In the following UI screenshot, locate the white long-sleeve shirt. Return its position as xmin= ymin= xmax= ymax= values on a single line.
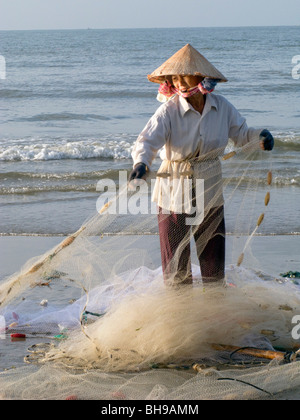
xmin=132 ymin=93 xmax=261 ymax=213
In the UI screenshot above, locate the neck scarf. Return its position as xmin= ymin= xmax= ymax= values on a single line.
xmin=157 ymin=78 xmax=220 ymax=103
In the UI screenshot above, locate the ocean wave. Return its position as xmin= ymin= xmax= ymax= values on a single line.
xmin=225 ymin=175 xmax=300 ymax=187
xmin=0 ymin=184 xmax=98 ymax=195
xmin=13 ymin=112 xmax=111 ymax=122
xmin=0 ymin=170 xmax=110 ymax=180
xmin=68 ymin=90 xmax=155 ymax=99
xmin=0 ymin=89 xmax=34 ymax=99
xmin=1 ymin=169 xmax=298 ymax=185
xmin=275 ymin=134 xmax=300 ymax=151
xmin=0 ymin=130 xmax=299 ymax=162
xmin=0 ymin=88 xmax=155 ymax=100
xmin=0 ymin=140 xmax=133 ymax=161
xmin=0 ymin=168 xmax=124 ymax=183
xmin=1 ymin=174 xmax=298 ymax=196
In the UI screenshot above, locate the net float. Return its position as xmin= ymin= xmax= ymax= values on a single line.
xmin=237 ymin=253 xmax=244 ymax=267
xmin=222 ymin=151 xmax=236 ymax=161
xmin=61 ymin=236 xmax=75 ymax=248
xmin=257 ymin=213 xmax=265 ymax=227
xmin=99 ymin=201 xmax=112 ymax=214
xmin=28 ymin=262 xmax=43 ymax=274
xmin=265 ymin=192 xmax=270 ymax=206
xmin=267 ymin=171 xmax=272 ymax=185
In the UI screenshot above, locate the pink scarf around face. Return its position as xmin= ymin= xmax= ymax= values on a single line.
xmin=158 ymin=78 xmax=219 ymax=101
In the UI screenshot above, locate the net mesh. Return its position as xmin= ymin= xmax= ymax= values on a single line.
xmin=1 ymin=360 xmax=300 ymax=400
xmin=1 ymin=140 xmax=300 ymax=400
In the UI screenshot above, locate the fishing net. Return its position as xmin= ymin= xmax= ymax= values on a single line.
xmin=1 ymin=137 xmax=300 ymax=401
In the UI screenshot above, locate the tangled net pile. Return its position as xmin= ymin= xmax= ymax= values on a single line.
xmin=1 ymin=140 xmax=300 ymax=400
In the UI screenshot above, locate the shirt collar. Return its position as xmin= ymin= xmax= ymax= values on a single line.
xmin=178 ymin=94 xmax=218 ymax=117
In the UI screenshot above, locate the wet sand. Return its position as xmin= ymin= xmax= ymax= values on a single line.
xmin=0 ymin=234 xmax=299 ymax=281
xmin=0 ymin=234 xmax=300 ymax=399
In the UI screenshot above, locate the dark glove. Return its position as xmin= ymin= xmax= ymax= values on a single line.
xmin=129 ymin=162 xmax=148 ymax=181
xmin=260 ymin=129 xmax=274 ymax=151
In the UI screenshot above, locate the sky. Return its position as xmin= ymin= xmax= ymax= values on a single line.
xmin=0 ymin=0 xmax=299 ymax=30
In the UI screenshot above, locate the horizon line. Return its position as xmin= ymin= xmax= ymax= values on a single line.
xmin=0 ymin=24 xmax=299 ymax=32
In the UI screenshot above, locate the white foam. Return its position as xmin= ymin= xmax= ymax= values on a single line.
xmin=0 ymin=139 xmax=134 ymax=161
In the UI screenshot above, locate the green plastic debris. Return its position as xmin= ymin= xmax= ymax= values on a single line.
xmin=280 ymin=271 xmax=300 ymax=279
xmin=54 ymin=326 xmax=68 ymax=340
xmin=54 ymin=333 xmax=68 ymax=340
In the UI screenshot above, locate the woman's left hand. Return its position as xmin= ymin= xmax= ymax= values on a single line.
xmin=260 ymin=129 xmax=274 ymax=151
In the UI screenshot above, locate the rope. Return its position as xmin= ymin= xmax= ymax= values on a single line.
xmin=217 ymin=377 xmax=274 ymax=397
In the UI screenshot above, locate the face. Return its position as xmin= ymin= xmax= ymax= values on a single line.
xmin=171 ymin=75 xmax=203 ymax=94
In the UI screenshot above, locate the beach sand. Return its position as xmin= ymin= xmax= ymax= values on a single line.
xmin=0 ymin=234 xmax=300 ymax=399
xmin=1 ymin=234 xmax=299 ymax=281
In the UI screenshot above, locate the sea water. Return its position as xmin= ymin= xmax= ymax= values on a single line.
xmin=0 ymin=26 xmax=299 ymax=236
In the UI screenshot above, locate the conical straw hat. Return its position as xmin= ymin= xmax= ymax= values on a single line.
xmin=148 ymin=44 xmax=228 ymax=84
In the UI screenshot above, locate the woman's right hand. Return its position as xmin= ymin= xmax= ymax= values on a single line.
xmin=129 ymin=162 xmax=148 ymax=181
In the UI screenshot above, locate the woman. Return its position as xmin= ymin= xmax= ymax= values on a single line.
xmin=130 ymin=44 xmax=274 ymax=287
